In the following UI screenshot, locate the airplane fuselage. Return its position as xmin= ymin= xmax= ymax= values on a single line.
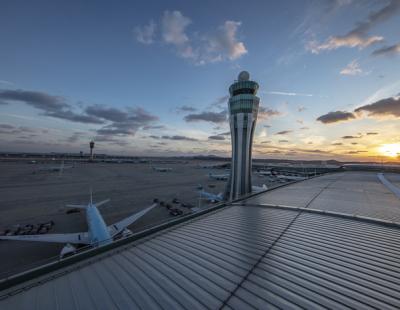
xmin=86 ymin=205 xmax=112 ymax=246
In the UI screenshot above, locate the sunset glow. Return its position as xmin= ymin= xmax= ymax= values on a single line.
xmin=379 ymin=144 xmax=400 ymax=158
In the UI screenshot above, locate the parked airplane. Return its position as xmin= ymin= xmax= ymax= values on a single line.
xmin=35 ymin=160 xmax=73 ymax=174
xmin=152 ymin=165 xmax=172 ymax=172
xmin=252 ymin=184 xmax=268 ymax=192
xmin=208 ymin=172 xmax=229 ymax=181
xmin=257 ymin=170 xmax=272 ymax=176
xmin=276 ymin=174 xmax=306 ymax=181
xmin=0 ymin=192 xmax=157 ymax=258
xmin=198 ymin=189 xmax=224 ymax=202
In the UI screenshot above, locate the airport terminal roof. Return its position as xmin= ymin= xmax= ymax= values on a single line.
xmin=1 ymin=172 xmax=400 ymax=309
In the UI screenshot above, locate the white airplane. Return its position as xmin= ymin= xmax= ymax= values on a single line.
xmin=257 ymin=170 xmax=272 ymax=176
xmin=0 ymin=192 xmax=157 ymax=258
xmin=35 ymin=160 xmax=73 ymax=173
xmin=198 ymin=189 xmax=224 ymax=202
xmin=208 ymin=172 xmax=229 ymax=181
xmin=151 ymin=165 xmax=172 ymax=172
xmin=276 ymin=174 xmax=306 ymax=181
xmin=252 ymin=184 xmax=268 ymax=192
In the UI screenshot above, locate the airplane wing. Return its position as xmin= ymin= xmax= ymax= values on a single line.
xmin=108 ymin=203 xmax=157 ymax=236
xmin=0 ymin=232 xmax=90 ymax=244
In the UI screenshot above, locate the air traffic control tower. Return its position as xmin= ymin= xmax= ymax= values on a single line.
xmin=225 ymin=71 xmax=260 ymax=201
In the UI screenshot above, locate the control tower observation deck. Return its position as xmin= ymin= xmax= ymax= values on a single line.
xmin=225 ymin=71 xmax=260 ymax=201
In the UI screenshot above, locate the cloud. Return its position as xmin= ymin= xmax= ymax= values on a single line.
xmin=258 ymin=107 xmax=282 ymax=120
xmin=342 ymin=135 xmax=360 ymax=139
xmin=340 ymin=60 xmax=363 ymax=76
xmin=177 ymin=105 xmax=197 ymax=113
xmin=300 ymin=126 xmax=309 ymax=130
xmin=308 ymin=0 xmax=400 ymax=53
xmin=142 ymin=125 xmax=166 ymax=130
xmin=134 ymin=20 xmax=156 ymax=44
xmin=372 ymin=43 xmax=400 ymax=56
xmin=0 ymin=123 xmax=33 ymax=135
xmin=141 ymin=10 xmax=247 ymax=65
xmin=208 ymin=135 xmax=225 ymax=140
xmin=332 ymin=142 xmax=343 ymax=145
xmin=298 ymin=106 xmax=306 ymax=112
xmin=265 ymin=91 xmax=313 ymax=97
xmin=366 ymin=132 xmax=378 ymax=135
xmin=261 ymin=140 xmax=271 ymax=144
xmin=317 ymin=111 xmax=356 ymax=124
xmin=354 ymin=96 xmax=400 ymax=118
xmin=0 ymin=89 xmax=104 ymax=124
xmin=161 ymin=10 xmax=196 ymax=60
xmin=162 ymin=135 xmax=198 ymax=141
xmin=66 ymin=132 xmax=83 ymax=143
xmin=279 ymin=140 xmax=289 ymax=143
xmin=0 ymin=80 xmax=14 ymax=86
xmin=162 ymin=11 xmax=191 ymax=46
xmin=263 ymin=125 xmax=271 ymax=128
xmin=184 ymin=110 xmax=227 ymax=123
xmin=275 ymin=130 xmax=292 ymax=135
xmin=204 ymin=21 xmax=247 ymax=62
xmin=93 ymin=107 xmax=158 ymax=136
xmin=218 ymin=131 xmax=230 ymax=136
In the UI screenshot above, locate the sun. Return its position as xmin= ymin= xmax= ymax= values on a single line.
xmin=378 ymin=143 xmax=400 ymax=158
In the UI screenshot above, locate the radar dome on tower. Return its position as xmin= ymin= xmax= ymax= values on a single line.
xmin=238 ymin=71 xmax=250 ymax=81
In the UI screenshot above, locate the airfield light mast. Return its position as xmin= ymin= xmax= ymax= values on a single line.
xmin=225 ymin=71 xmax=260 ymax=201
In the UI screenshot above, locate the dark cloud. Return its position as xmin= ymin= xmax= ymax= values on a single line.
xmin=300 ymin=127 xmax=309 ymax=130
xmin=342 ymin=135 xmax=360 ymax=139
xmin=218 ymin=131 xmax=230 ymax=136
xmin=354 ymin=96 xmax=400 ymax=118
xmin=0 ymin=89 xmax=67 ymax=111
xmin=347 ymin=150 xmax=367 ymax=154
xmin=0 ymin=89 xmax=104 ymax=124
xmin=332 ymin=142 xmax=343 ymax=146
xmin=0 ymin=123 xmax=33 ymax=135
xmin=366 ymin=132 xmax=379 ymax=135
xmin=208 ymin=135 xmax=225 ymax=140
xmin=317 ymin=111 xmax=356 ymax=124
xmin=279 ymin=140 xmax=289 ymax=143
xmin=311 ymin=0 xmax=400 ymax=52
xmin=93 ymin=135 xmax=129 ymax=146
xmin=351 ymin=142 xmax=358 ymax=145
xmin=184 ymin=110 xmax=227 ymax=123
xmin=372 ymin=43 xmax=400 ymax=56
xmin=263 ymin=125 xmax=271 ymax=128
xmin=47 ymin=110 xmax=104 ymax=124
xmin=66 ymin=132 xmax=82 ymax=143
xmin=176 ymin=105 xmax=197 ymax=113
xmin=85 ymin=105 xmax=129 ymax=122
xmin=161 ymin=135 xmax=198 ymax=141
xmin=149 ymin=135 xmax=160 ymax=139
xmin=93 ymin=107 xmax=159 ymax=137
xmin=142 ymin=125 xmax=166 ymax=130
xmin=261 ymin=140 xmax=271 ymax=144
xmin=258 ymin=107 xmax=281 ymax=120
xmin=275 ymin=130 xmax=292 ymax=135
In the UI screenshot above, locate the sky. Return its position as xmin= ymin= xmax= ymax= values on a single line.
xmin=1 ymin=0 xmax=400 ymax=161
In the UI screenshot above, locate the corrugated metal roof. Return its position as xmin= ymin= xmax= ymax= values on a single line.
xmin=246 ymin=172 xmax=400 ymax=222
xmin=1 ymin=172 xmax=400 ymax=309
